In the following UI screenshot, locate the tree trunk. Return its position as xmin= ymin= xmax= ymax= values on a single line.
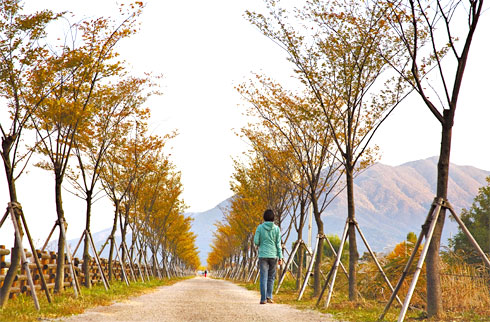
xmin=54 ymin=172 xmax=66 ymax=293
xmin=241 ymin=246 xmax=248 ymax=280
xmin=83 ymin=192 xmax=93 ymax=288
xmin=312 ymin=197 xmax=324 ymax=296
xmin=120 ymin=203 xmax=130 ymax=262
xmin=296 ymin=244 xmax=304 ymax=291
xmin=0 ymin=138 xmax=22 ymax=307
xmin=248 ymin=243 xmax=255 ymax=278
xmin=427 ymin=110 xmax=453 ymax=317
xmin=162 ymin=250 xmax=170 ymax=278
xmin=346 ymin=166 xmax=359 ymax=301
xmin=151 ymin=247 xmax=159 ymax=277
xmin=296 ymin=200 xmax=306 ymax=290
xmin=107 ymin=200 xmax=120 ymax=281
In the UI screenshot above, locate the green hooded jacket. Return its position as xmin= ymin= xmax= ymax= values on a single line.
xmin=253 ymin=221 xmax=283 ymax=259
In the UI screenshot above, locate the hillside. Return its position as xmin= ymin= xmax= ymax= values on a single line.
xmin=188 ymin=199 xmax=231 ymax=265
xmin=321 ymin=156 xmax=489 ymax=252
xmin=189 ymin=157 xmax=489 ymax=264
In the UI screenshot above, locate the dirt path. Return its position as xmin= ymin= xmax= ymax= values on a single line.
xmin=56 ymin=277 xmax=337 ymax=321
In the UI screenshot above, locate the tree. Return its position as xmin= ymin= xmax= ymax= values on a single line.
xmin=131 ymin=146 xmax=187 ymax=274
xmin=231 ymin=151 xmax=294 ymax=231
xmin=140 ymin=162 xmax=188 ymax=275
xmin=0 ymin=0 xmax=60 ymax=307
xmin=382 ymin=0 xmax=485 ymax=316
xmin=67 ymin=76 xmax=153 ymax=287
xmin=32 ymin=6 xmax=142 ymax=292
xmin=231 ymin=152 xmax=294 ymax=273
xmin=450 ymin=176 xmax=490 ymax=263
xmin=208 ymin=222 xmax=242 ymax=272
xmin=238 ymin=76 xmax=343 ymax=295
xmin=246 ymin=0 xmax=405 ymax=300
xmin=207 ymin=148 xmax=297 ymax=279
xmin=99 ymin=133 xmax=135 ymax=271
xmin=100 ymin=120 xmax=173 ymax=278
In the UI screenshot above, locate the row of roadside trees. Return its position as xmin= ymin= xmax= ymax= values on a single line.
xmin=208 ymin=0 xmax=485 ymax=319
xmin=0 ymin=0 xmax=199 ymax=308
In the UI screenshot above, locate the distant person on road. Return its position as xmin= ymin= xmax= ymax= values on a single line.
xmin=204 ymin=270 xmax=207 ymax=278
xmin=254 ymin=209 xmax=283 ymax=304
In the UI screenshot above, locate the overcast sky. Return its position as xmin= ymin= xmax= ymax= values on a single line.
xmin=0 ymin=1 xmax=489 ymax=246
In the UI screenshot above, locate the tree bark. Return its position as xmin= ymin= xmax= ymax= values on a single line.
xmin=0 ymin=137 xmax=22 ymax=307
xmin=83 ymin=192 xmax=93 ymax=288
xmin=108 ymin=200 xmax=120 ymax=281
xmin=296 ymin=244 xmax=304 ymax=291
xmin=296 ymin=200 xmax=306 ymax=290
xmin=312 ymin=197 xmax=324 ymax=296
xmin=54 ymin=172 xmax=66 ymax=293
xmin=426 ymin=110 xmax=453 ymax=317
xmin=346 ymin=165 xmax=359 ymax=301
xmin=121 ymin=203 xmax=130 ymax=262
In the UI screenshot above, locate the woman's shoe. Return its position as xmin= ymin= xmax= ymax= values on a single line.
xmin=260 ymin=301 xmax=266 ymax=304
xmin=266 ymin=298 xmax=273 ymax=303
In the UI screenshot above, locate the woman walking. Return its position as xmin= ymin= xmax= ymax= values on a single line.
xmin=254 ymin=209 xmax=283 ymax=304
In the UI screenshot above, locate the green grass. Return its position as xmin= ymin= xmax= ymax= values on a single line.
xmin=0 ymin=277 xmax=187 ymax=322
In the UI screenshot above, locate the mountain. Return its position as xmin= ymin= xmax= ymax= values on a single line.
xmin=188 ymin=199 xmax=231 ymax=265
xmin=321 ymin=156 xmax=489 ymax=252
xmin=189 ymin=157 xmax=489 ymax=264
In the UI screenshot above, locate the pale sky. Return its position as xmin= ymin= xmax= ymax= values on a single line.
xmin=0 ymin=1 xmax=489 ymax=246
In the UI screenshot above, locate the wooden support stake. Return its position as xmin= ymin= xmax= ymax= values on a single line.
xmin=324 ymin=236 xmax=349 ymax=280
xmin=9 ymin=203 xmax=40 ymax=310
xmin=133 ymin=232 xmax=150 ymax=281
xmin=128 ymin=222 xmax=150 ymax=281
xmin=141 ymin=246 xmax=151 ymax=281
xmin=113 ymin=240 xmax=129 ymax=286
xmin=382 ymin=198 xmax=490 ymax=322
xmin=321 ymin=233 xmax=364 ymax=301
xmin=17 ymin=204 xmax=52 ymax=303
xmin=71 ymin=232 xmax=85 ymax=259
xmin=324 ymin=221 xmax=349 ymax=308
xmin=132 ymin=244 xmax=145 ymax=282
xmin=58 ymin=217 xmax=80 ymax=297
xmin=86 ymin=230 xmax=110 ymax=290
xmin=152 ymin=253 xmax=162 ymax=279
xmin=446 ymin=201 xmax=490 ymax=268
xmin=122 ymin=241 xmax=137 ymax=282
xmin=354 ymin=221 xmax=402 ymax=307
xmin=41 ymin=223 xmax=57 ymax=253
xmin=275 ymin=239 xmax=301 ymax=294
xmin=247 ymin=256 xmax=258 ymax=282
xmin=397 ymin=200 xmax=443 ymax=322
xmin=378 ymin=211 xmax=427 ymax=321
xmin=0 ymin=209 xmax=9 ymax=229
xmin=97 ymin=235 xmax=110 ymax=258
xmin=161 ymin=257 xmax=171 ymax=279
xmin=298 ymin=234 xmax=320 ymax=300
xmin=316 ymin=257 xmax=337 ymax=307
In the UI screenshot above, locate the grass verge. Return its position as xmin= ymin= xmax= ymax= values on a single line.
xmin=0 ymin=277 xmax=188 ymax=322
xmin=237 ymin=278 xmax=488 ymax=322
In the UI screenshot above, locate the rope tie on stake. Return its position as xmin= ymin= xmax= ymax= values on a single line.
xmin=347 ymin=218 xmax=357 ymax=225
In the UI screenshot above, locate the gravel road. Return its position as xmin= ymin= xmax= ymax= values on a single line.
xmin=56 ymin=276 xmax=337 ymax=322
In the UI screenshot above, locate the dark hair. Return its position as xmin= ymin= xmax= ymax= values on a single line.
xmin=263 ymin=209 xmax=274 ymax=222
